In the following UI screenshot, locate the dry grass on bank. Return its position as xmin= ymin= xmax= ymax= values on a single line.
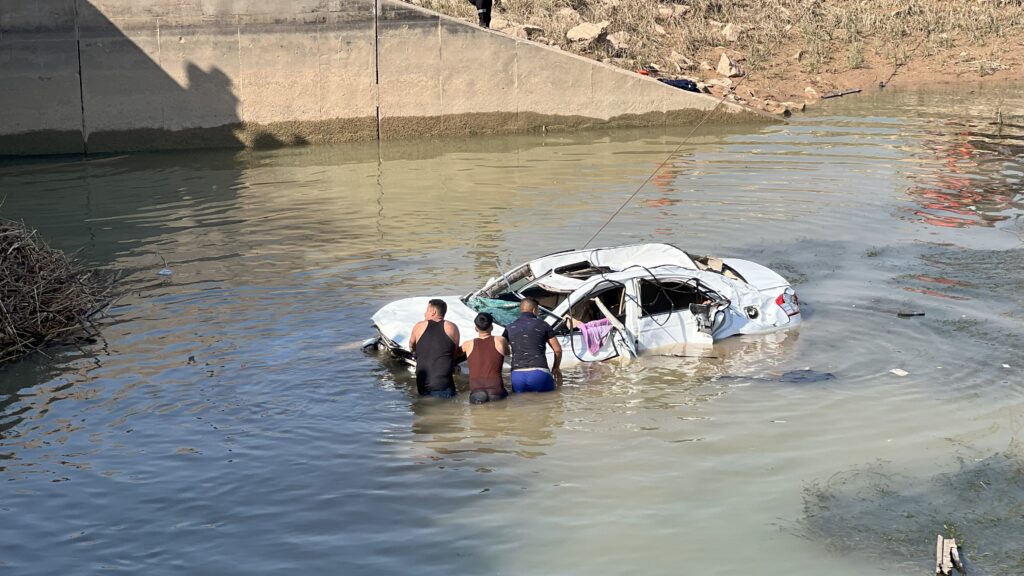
xmin=0 ymin=219 xmax=116 ymax=364
xmin=411 ymin=0 xmax=1024 ymax=111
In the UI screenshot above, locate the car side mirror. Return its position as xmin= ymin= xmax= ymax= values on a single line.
xmin=689 ymin=303 xmax=713 ymax=332
xmin=689 ymin=303 xmax=711 ymax=317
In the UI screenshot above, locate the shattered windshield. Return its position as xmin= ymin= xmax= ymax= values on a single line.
xmin=466 ymin=265 xmax=534 ymax=326
xmin=467 ymin=264 xmax=575 ymax=326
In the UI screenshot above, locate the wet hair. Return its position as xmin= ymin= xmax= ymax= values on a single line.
xmin=474 ymin=312 xmax=494 ymax=332
xmin=428 ymin=298 xmax=447 ymax=318
xmin=519 ymin=297 xmax=539 ymax=313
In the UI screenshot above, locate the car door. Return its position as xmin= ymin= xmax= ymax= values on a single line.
xmin=551 ymin=281 xmax=632 ymax=363
xmin=628 ymin=277 xmax=714 ymax=355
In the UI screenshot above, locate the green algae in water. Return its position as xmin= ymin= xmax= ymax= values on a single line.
xmin=799 ymin=447 xmax=1024 ymax=575
xmin=765 ymin=261 xmax=808 ymax=286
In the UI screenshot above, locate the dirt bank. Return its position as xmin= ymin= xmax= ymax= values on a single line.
xmin=409 ymin=0 xmax=1024 ymax=115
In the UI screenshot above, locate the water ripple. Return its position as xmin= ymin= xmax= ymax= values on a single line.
xmin=1 ymin=85 xmax=1023 ymax=576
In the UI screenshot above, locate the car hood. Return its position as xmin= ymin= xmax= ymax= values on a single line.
xmin=371 ymin=295 xmax=491 ymax=350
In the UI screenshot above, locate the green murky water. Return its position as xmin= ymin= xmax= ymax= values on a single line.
xmin=1 ymin=83 xmax=1022 ymax=575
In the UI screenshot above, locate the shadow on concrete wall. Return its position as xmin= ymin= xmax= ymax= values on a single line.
xmin=76 ymin=1 xmax=298 ymax=153
xmin=0 ymin=0 xmax=304 ymax=155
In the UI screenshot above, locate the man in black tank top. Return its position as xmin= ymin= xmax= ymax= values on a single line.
xmin=408 ymin=299 xmax=462 ymax=398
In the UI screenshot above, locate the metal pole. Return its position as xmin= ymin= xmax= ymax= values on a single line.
xmin=373 ymin=0 xmax=381 ymax=141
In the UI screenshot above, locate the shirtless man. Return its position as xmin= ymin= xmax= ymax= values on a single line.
xmin=408 ymin=299 xmax=461 ymax=398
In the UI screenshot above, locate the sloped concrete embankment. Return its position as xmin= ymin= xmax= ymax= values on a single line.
xmin=0 ymin=0 xmax=771 ymax=156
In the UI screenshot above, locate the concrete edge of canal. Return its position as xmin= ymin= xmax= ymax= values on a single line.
xmin=0 ymin=0 xmax=776 ymax=157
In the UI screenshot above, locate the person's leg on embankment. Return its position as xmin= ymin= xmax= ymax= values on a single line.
xmin=476 ymin=0 xmax=492 ymax=28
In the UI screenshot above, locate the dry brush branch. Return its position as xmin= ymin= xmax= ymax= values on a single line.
xmin=0 ymin=219 xmax=117 ymax=364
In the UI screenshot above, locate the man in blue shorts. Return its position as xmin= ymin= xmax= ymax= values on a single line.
xmin=502 ymin=297 xmax=562 ymax=393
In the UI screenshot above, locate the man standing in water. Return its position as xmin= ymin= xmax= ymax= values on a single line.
xmin=409 ymin=299 xmax=461 ymax=398
xmin=503 ymin=297 xmax=562 ymax=393
xmin=462 ymin=312 xmax=509 ymax=404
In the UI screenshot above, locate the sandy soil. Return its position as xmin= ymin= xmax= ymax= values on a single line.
xmin=410 ymin=0 xmax=1024 ymax=117
xmin=727 ymin=39 xmax=1022 ymax=113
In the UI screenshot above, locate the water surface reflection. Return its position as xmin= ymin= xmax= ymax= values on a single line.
xmin=0 ymin=84 xmax=1023 ymax=576
xmin=907 ymin=123 xmax=1024 ymax=229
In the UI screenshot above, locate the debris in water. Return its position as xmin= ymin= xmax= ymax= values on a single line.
xmin=156 ymin=254 xmax=173 ymax=276
xmin=779 ymin=369 xmax=836 ymax=383
xmin=821 ymin=88 xmax=862 ymax=99
xmin=1003 ymin=364 xmax=1011 ymax=369
xmin=897 ymin=310 xmax=925 ymax=318
xmin=935 ymin=535 xmax=965 ymax=575
xmin=717 ymin=370 xmax=836 ymax=385
xmin=0 ymin=218 xmax=117 ymax=363
xmin=890 ymin=368 xmax=909 ymax=377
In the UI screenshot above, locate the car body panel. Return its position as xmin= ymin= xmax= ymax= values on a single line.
xmin=721 ymin=258 xmax=791 ymax=291
xmin=369 ymin=244 xmax=801 ymax=368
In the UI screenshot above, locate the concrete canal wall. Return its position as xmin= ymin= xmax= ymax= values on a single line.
xmin=0 ymin=0 xmax=769 ymax=156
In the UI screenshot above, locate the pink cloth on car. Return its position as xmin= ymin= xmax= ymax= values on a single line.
xmin=579 ymin=318 xmax=613 ymax=355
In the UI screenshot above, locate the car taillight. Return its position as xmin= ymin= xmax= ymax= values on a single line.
xmin=776 ymin=289 xmax=800 ymax=316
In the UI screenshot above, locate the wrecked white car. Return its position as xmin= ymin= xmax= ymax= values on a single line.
xmin=366 ymin=243 xmax=801 ymax=367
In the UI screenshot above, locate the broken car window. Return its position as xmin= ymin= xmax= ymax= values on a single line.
xmin=638 ymin=279 xmax=704 ymax=317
